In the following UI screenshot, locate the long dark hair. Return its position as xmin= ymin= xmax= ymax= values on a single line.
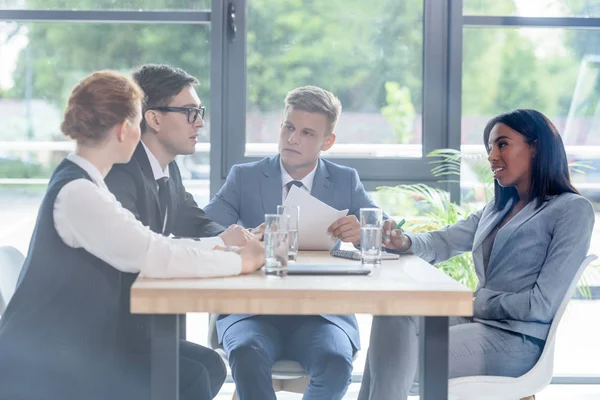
xmin=483 ymin=109 xmax=579 ymax=211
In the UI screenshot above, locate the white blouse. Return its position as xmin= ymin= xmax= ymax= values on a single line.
xmin=52 ymin=153 xmax=242 ymax=278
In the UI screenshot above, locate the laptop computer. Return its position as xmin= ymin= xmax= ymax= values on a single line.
xmin=287 ymin=264 xmax=371 ymax=276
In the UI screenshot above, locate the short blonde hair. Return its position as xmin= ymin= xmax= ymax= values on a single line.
xmin=284 ymin=86 xmax=342 ymax=134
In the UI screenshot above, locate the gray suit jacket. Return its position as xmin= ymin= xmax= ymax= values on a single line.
xmin=204 ymin=155 xmax=383 ymax=349
xmin=405 ymin=192 xmax=594 ymax=340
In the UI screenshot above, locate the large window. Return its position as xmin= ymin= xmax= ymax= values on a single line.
xmin=0 ymin=13 xmax=214 ymax=253
xmin=0 ymin=0 xmax=210 ymax=10
xmin=464 ymin=0 xmax=600 ymax=17
xmin=245 ymin=0 xmax=424 ymax=160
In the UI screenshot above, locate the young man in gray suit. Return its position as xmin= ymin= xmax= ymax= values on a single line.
xmin=204 ymin=86 xmax=383 ymax=400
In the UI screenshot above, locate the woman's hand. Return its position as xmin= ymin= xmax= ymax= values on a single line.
xmin=239 ymin=239 xmax=265 ymax=274
xmin=382 ymin=218 xmax=412 ymax=252
xmin=219 ymin=224 xmax=255 ymax=247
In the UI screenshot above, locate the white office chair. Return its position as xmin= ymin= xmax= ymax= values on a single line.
xmin=0 ymin=246 xmax=25 ymax=315
xmin=447 ymin=254 xmax=598 ymax=400
xmin=208 ymin=314 xmax=309 ymax=400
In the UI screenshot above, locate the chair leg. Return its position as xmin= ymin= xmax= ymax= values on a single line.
xmin=520 ymin=396 xmax=535 ymax=400
xmin=272 ymin=378 xmax=283 ymax=392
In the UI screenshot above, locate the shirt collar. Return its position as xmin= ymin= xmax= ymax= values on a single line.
xmin=280 ymin=158 xmax=318 ymax=193
xmin=141 ymin=140 xmax=170 ymax=181
xmin=66 ymin=153 xmax=108 ymax=191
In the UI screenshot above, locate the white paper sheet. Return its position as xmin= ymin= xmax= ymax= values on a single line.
xmin=283 ymin=185 xmax=349 ymax=250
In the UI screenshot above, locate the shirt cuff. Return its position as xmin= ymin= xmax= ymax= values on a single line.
xmin=213 ymin=250 xmax=243 ymax=276
xmin=199 ymin=236 xmax=224 ymax=248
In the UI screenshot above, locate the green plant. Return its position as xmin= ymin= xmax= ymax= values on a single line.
xmin=378 ymin=182 xmax=480 ymax=290
xmin=380 ymin=82 xmax=416 ymax=144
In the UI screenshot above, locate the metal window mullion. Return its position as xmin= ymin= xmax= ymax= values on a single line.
xmin=211 ymin=0 xmax=247 ymax=197
xmin=463 ymin=15 xmax=600 ymax=29
xmin=447 ymin=0 xmax=463 ymax=203
xmin=0 ymin=9 xmax=211 ymax=23
xmin=422 ymin=0 xmax=449 ymax=156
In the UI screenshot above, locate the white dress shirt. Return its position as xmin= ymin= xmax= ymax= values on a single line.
xmin=280 ymin=158 xmax=318 ymax=203
xmin=53 ymin=153 xmax=241 ymax=278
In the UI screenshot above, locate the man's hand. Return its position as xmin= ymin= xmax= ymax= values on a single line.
xmin=219 ymin=224 xmax=255 ymax=247
xmin=382 ymin=218 xmax=411 ymax=251
xmin=328 ymin=215 xmax=361 ymax=245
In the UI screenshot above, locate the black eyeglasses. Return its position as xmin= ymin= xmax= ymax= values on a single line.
xmin=148 ymin=106 xmax=206 ymax=123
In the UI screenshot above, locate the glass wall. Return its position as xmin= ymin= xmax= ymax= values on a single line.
xmin=0 ymin=19 xmax=212 ymax=253
xmin=245 ymin=0 xmax=424 ymax=159
xmin=0 ymin=0 xmax=210 ymax=10
xmin=464 ymin=0 xmax=600 ymax=17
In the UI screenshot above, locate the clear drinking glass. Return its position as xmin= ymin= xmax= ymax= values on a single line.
xmin=277 ymin=205 xmax=300 ymax=262
xmin=360 ymin=208 xmax=383 ymax=267
xmin=263 ymin=214 xmax=289 ymax=276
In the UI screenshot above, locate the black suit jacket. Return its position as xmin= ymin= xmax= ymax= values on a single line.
xmin=105 ymin=142 xmax=225 ymax=238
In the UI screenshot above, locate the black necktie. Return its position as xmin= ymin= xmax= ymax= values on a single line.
xmin=285 ymin=180 xmax=303 ymax=198
xmin=156 ymin=177 xmax=169 ymax=231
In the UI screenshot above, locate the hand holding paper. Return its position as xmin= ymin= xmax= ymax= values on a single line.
xmin=283 ymin=185 xmax=348 ymax=250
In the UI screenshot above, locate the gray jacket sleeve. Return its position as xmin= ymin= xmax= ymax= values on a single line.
xmin=404 ymin=207 xmax=485 ymax=264
xmin=203 ymin=165 xmax=242 ymax=228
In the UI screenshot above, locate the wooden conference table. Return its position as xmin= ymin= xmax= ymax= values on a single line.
xmin=131 ymin=251 xmax=473 ymax=400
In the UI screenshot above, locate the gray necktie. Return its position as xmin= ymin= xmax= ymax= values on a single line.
xmin=285 ymin=180 xmax=303 ymax=198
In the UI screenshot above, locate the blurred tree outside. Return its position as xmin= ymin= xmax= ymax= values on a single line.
xmin=380 ymin=82 xmax=416 ymax=144
xmin=1 ymin=0 xmax=599 ymax=145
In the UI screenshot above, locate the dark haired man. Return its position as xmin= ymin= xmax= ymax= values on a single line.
xmin=105 ymin=64 xmax=252 ymax=399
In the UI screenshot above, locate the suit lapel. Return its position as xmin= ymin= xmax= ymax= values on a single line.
xmin=134 ymin=143 xmax=161 ymax=209
xmin=259 ymin=156 xmax=283 ymax=215
xmin=310 ymin=159 xmax=333 ymax=205
xmin=489 ymin=198 xmax=551 ymax=267
xmin=134 ymin=142 xmax=166 ymax=234
xmin=472 ymin=200 xmax=512 ymax=252
xmin=164 ymin=170 xmax=178 ymax=234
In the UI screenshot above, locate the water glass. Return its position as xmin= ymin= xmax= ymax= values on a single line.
xmin=263 ymin=214 xmax=289 ymax=276
xmin=277 ymin=205 xmax=300 ymax=262
xmin=360 ymin=208 xmax=383 ymax=267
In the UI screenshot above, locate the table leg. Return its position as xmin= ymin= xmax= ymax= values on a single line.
xmin=151 ymin=314 xmax=179 ymax=400
xmin=419 ymin=316 xmax=449 ymax=400
xmin=179 ymin=314 xmax=186 ymax=340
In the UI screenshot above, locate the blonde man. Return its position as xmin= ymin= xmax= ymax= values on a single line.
xmin=205 ymin=86 xmax=384 ymax=400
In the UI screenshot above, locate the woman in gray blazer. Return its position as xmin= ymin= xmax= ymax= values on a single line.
xmin=358 ymin=109 xmax=595 ymax=400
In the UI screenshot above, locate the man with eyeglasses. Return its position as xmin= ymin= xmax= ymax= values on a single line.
xmin=104 ymin=64 xmax=259 ymax=399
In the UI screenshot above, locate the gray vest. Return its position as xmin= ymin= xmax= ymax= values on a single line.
xmin=0 ymin=159 xmax=151 ymax=400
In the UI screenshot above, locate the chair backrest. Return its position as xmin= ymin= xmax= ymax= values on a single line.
xmin=0 ymin=246 xmax=26 ymax=314
xmin=521 ymin=254 xmax=597 ymax=386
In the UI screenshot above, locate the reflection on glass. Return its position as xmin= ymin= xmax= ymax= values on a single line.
xmin=463 ymin=0 xmax=600 ymax=18
xmin=0 ymin=0 xmax=210 ymax=10
xmin=461 ymin=27 xmax=600 ymax=206
xmin=0 ymin=22 xmax=210 ymax=181
xmin=246 ymin=0 xmax=424 ymax=158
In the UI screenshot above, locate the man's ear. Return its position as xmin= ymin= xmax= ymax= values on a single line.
xmin=144 ymin=109 xmax=161 ymax=132
xmin=322 ymin=132 xmax=336 ymax=151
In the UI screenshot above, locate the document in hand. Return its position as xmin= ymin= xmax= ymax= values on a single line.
xmin=283 ymin=185 xmax=348 ymax=250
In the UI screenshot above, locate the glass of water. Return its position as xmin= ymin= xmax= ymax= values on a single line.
xmin=277 ymin=205 xmax=299 ymax=262
xmin=263 ymin=214 xmax=289 ymax=276
xmin=360 ymin=208 xmax=383 ymax=267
